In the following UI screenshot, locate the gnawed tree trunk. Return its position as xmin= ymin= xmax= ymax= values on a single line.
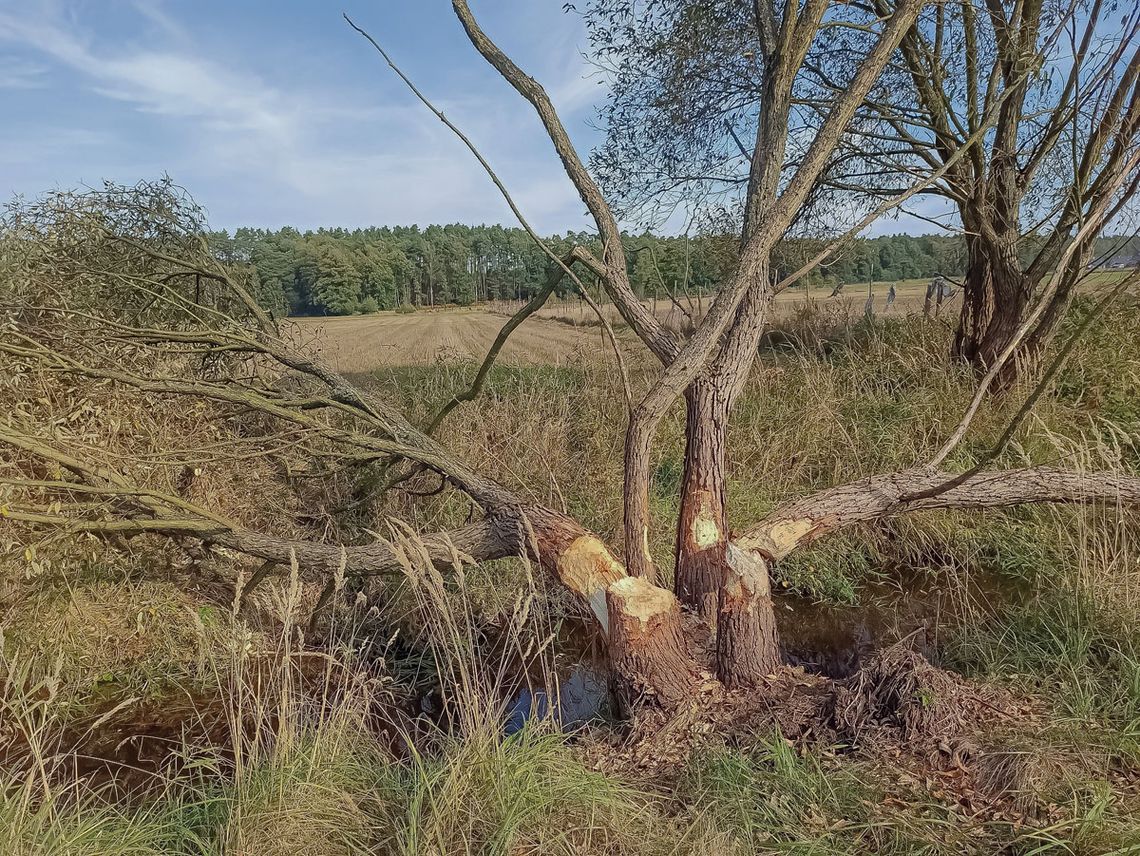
xmin=674 ymin=279 xmax=785 ymax=687
xmin=606 ymin=576 xmax=700 ymax=710
xmin=674 ymin=379 xmax=731 ymax=621
xmin=524 ymin=506 xmax=628 ymax=632
xmin=716 ymin=544 xmax=780 ymax=687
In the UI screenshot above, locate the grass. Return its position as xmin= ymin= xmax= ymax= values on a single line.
xmin=677 ymin=735 xmax=963 ymax=854
xmin=375 ymin=726 xmax=701 ymax=856
xmin=4 ymin=300 xmax=1140 ymax=853
xmin=0 ymin=543 xmax=714 ymax=856
xmin=949 ymin=591 xmax=1140 ymax=750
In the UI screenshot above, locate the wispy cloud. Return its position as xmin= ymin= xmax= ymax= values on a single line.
xmin=0 ymin=56 xmax=48 ymax=89
xmin=0 ymin=10 xmax=301 ymax=143
xmin=550 ymin=66 xmax=607 ymax=115
xmin=0 ymin=1 xmax=601 ymax=232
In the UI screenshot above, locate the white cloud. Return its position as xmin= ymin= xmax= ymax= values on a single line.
xmin=0 ymin=56 xmax=48 ymax=89
xmin=0 ymin=1 xmax=604 ymax=233
xmin=549 ymin=66 xmax=607 ymax=115
xmin=0 ymin=11 xmax=300 ymax=142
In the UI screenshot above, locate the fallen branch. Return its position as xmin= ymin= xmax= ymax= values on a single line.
xmin=737 ymin=465 xmax=1140 ymax=559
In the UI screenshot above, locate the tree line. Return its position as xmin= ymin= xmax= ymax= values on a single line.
xmin=207 ymin=224 xmax=1139 ymax=318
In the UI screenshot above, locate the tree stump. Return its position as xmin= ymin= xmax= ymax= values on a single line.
xmin=606 ymin=576 xmax=697 ymax=710
xmin=716 ymin=544 xmax=780 ymax=688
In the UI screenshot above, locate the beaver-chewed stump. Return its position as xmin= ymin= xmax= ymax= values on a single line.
xmin=606 ymin=577 xmax=703 ymax=711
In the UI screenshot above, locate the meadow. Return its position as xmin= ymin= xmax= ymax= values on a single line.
xmin=4 ymin=287 xmax=1140 ymax=854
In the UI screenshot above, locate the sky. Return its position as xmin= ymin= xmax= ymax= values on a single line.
xmin=0 ymin=0 xmax=943 ymax=236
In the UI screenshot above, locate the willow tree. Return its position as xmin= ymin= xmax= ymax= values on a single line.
xmin=3 ymin=1 xmax=1140 ymax=711
xmin=588 ymin=0 xmax=1140 ymax=388
xmin=844 ymin=0 xmax=1140 ymax=385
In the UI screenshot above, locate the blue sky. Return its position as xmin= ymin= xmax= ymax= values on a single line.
xmin=0 ymin=1 xmax=940 ymax=235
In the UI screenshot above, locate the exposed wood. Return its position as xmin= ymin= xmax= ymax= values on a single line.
xmin=528 ymin=506 xmax=629 ymax=633
xmin=717 ymin=544 xmax=780 ymax=688
xmin=606 ymin=576 xmax=699 ymax=710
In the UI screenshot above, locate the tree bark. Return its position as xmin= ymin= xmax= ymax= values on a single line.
xmin=673 ymin=276 xmax=787 ymax=687
xmin=952 ymin=229 xmax=1029 ymax=376
xmin=674 ymin=379 xmax=731 ymax=621
xmin=606 ymin=576 xmax=699 ymax=710
xmin=736 ymin=465 xmax=1140 ymax=560
xmin=716 ymin=544 xmax=780 ymax=687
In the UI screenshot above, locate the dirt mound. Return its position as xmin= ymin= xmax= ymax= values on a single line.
xmin=593 ymin=642 xmax=1017 ymax=786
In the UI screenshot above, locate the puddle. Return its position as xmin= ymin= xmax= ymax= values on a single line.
xmin=504 ymin=661 xmax=611 ymax=734
xmin=500 ymin=570 xmax=1018 ymax=727
xmin=487 ymin=622 xmax=614 ymax=734
xmin=776 ymin=572 xmax=1015 ymax=677
xmin=0 ymin=692 xmax=234 ymax=799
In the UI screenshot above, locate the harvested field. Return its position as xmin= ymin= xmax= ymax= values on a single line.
xmin=287 ymin=307 xmax=629 ymax=372
xmin=292 ymin=271 xmax=1136 ymax=371
xmin=287 ymin=284 xmax=929 ymax=371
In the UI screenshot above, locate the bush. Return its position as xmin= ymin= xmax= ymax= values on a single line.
xmin=394 ymin=302 xmax=415 ymax=314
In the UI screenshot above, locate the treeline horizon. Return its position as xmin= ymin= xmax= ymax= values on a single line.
xmin=207 ymin=225 xmax=1140 ymax=318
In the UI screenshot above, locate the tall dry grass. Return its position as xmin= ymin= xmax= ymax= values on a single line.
xmin=0 ymin=538 xmax=726 ymax=856
xmin=3 ymin=300 xmax=1140 ymax=853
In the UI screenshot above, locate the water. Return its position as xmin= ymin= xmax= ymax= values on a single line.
xmin=504 ymin=662 xmax=611 ymax=734
xmin=777 ymin=572 xmax=1010 ymax=677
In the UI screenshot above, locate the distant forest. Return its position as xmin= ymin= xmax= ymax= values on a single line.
xmin=207 ymin=226 xmax=1140 ymax=318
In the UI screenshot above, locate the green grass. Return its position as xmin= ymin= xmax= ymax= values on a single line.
xmin=678 ymin=735 xmax=972 ymax=854
xmin=374 ymin=724 xmax=703 ymax=856
xmin=948 ymin=592 xmax=1140 ymax=743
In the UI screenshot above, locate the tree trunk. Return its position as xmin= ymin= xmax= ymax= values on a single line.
xmin=674 ymin=379 xmax=730 ymax=622
xmin=951 ymin=234 xmax=995 ymax=365
xmin=952 ymin=231 xmax=1033 ymax=390
xmin=674 ymin=276 xmax=784 ymax=691
xmin=606 ymin=576 xmax=698 ymax=711
xmin=716 ymin=544 xmax=780 ymax=687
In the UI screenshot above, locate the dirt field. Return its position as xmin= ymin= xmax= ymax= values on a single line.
xmin=287 ymin=308 xmax=623 ymax=373
xmin=289 ymin=271 xmax=1134 ymax=370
